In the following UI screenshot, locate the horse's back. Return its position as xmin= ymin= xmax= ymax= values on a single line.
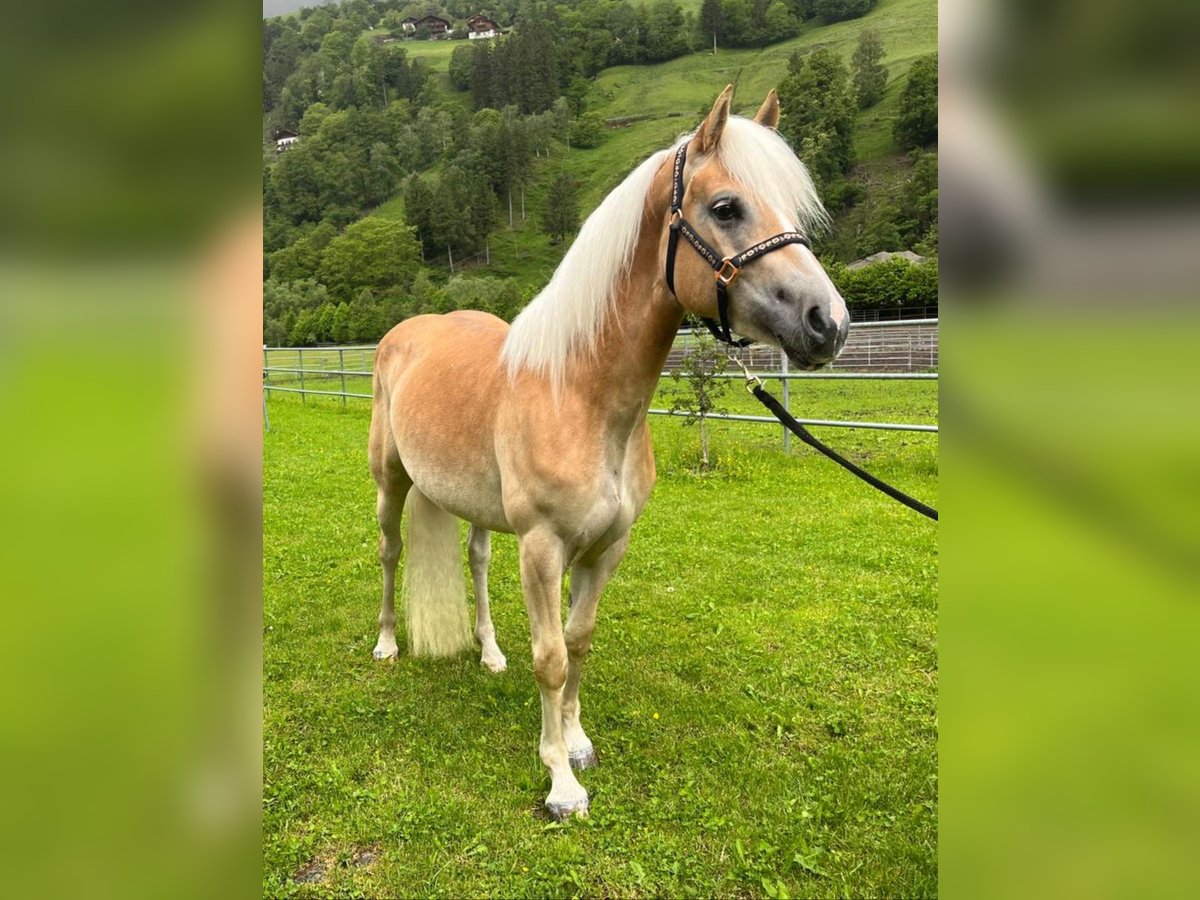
xmin=375 ymin=310 xmax=508 ymax=381
xmin=372 ymin=311 xmax=513 ymax=531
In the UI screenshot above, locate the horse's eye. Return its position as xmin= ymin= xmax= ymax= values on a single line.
xmin=711 ymin=200 xmax=740 ymax=222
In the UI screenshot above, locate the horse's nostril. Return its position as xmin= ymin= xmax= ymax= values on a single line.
xmin=806 ymin=304 xmax=829 ymax=336
xmin=803 ymin=304 xmax=839 ymax=349
xmin=774 ymin=287 xmax=788 ymax=303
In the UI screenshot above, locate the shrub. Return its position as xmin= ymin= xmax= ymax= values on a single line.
xmin=569 ymin=112 xmax=606 ymax=149
xmin=827 ymin=257 xmax=938 ymax=310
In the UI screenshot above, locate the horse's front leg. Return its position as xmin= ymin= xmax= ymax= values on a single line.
xmin=562 ymin=533 xmax=630 ymax=770
xmin=517 ymin=528 xmax=588 ymax=820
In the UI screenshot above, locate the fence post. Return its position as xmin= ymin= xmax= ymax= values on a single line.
xmin=781 ymin=350 xmax=791 ymax=453
xmin=262 ymin=344 xmax=270 ymax=431
xmin=299 ymin=348 xmax=306 ymax=404
xmin=339 ymin=348 xmax=347 ymax=408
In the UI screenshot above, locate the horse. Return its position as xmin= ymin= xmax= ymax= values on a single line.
xmin=368 ymin=85 xmax=850 ymax=820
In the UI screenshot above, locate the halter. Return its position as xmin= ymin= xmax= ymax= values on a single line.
xmin=663 ymin=140 xmax=813 ymax=345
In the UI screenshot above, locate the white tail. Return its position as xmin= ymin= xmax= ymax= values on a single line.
xmin=403 ymin=489 xmax=473 ymax=657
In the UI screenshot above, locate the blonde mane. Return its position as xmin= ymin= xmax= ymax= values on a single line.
xmin=501 ymin=117 xmax=826 ymax=386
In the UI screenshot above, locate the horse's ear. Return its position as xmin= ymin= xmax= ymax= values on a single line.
xmin=753 ymin=90 xmax=780 ymax=130
xmin=695 ymin=84 xmax=734 ymax=154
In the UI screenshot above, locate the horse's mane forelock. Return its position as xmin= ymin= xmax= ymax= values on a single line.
xmin=501 ymin=117 xmax=826 ymax=388
xmin=716 ymin=116 xmax=829 ymax=237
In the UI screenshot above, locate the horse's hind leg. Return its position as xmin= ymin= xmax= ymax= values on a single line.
xmin=467 ymin=525 xmax=507 ymax=673
xmin=372 ymin=474 xmax=410 ymax=660
xmin=369 ymin=393 xmax=411 ymax=661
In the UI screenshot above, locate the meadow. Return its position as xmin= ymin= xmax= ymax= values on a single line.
xmin=263 ymin=379 xmax=938 ymax=897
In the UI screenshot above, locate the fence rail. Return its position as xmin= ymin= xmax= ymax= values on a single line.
xmin=264 ymin=319 xmax=939 ymax=439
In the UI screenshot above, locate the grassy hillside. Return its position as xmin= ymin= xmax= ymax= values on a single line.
xmin=399 ymin=38 xmax=460 ymax=73
xmin=378 ymin=0 xmax=936 ymax=292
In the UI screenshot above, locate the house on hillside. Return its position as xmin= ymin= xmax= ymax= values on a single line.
xmin=467 ymin=13 xmax=500 ymax=39
xmin=413 ymin=15 xmax=453 ymax=39
xmin=399 ymin=17 xmax=417 ymax=33
xmin=275 ymin=131 xmax=299 ymax=153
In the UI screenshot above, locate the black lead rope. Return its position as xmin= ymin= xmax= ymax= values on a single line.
xmin=751 ymin=384 xmax=939 ymax=521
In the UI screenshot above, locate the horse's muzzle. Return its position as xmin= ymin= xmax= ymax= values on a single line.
xmin=799 ymin=300 xmax=849 ymax=363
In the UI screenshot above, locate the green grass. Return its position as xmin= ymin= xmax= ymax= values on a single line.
xmin=398 ymin=38 xmax=461 ymax=73
xmin=263 ymin=380 xmax=938 ymax=897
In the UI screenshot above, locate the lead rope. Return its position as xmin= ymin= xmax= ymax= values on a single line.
xmin=726 ymin=354 xmax=939 ymax=521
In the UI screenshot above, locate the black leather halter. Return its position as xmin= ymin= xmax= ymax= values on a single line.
xmin=664 ymin=140 xmax=813 ymax=345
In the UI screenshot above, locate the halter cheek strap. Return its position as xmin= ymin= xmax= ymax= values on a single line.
xmin=664 ymin=141 xmax=812 ymax=345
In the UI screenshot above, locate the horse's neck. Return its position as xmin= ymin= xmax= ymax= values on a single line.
xmin=565 ymin=220 xmax=682 ymax=424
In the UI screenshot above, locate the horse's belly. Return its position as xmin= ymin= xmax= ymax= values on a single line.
xmin=407 ymin=457 xmax=512 ymax=533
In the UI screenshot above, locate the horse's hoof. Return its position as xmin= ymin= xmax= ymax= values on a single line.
xmin=568 ymin=744 xmax=599 ymax=770
xmin=545 ymin=796 xmax=589 ymax=821
xmin=481 ymin=653 xmax=507 ymax=673
xmin=372 ymin=645 xmax=398 ymax=661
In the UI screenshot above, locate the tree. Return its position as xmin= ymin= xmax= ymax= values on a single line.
xmin=299 ymin=101 xmax=332 ymax=136
xmin=542 ymin=172 xmax=581 ymax=243
xmin=267 ymin=221 xmax=337 ymax=282
xmin=499 ymin=107 xmax=533 ymax=225
xmin=404 ymin=175 xmax=437 ymax=254
xmin=317 ymin=216 xmax=423 ymax=301
xmin=764 ymin=1 xmax=801 ymax=43
xmin=894 ymin=53 xmax=938 ymax=149
xmin=263 ymin=278 xmax=330 ymax=345
xmin=365 ymin=141 xmax=402 ymax=205
xmin=778 ymin=47 xmax=855 ymax=188
xmin=644 ymin=0 xmax=689 ymax=62
xmin=449 ymin=43 xmax=474 ymax=91
xmin=851 ymin=29 xmax=887 ymax=109
xmin=888 ymin=148 xmax=938 ymax=252
xmin=409 ymin=164 xmax=496 ymax=262
xmin=569 ymin=112 xmax=606 ymax=149
xmin=551 ymin=97 xmax=573 ymax=143
xmin=664 ymin=332 xmax=729 ymax=470
xmin=699 ymin=0 xmax=721 ymax=52
xmin=812 ymin=0 xmax=876 ymax=22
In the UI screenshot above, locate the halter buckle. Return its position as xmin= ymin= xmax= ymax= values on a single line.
xmin=715 ymin=258 xmax=741 ymax=285
xmin=669 ymin=209 xmax=682 ymax=229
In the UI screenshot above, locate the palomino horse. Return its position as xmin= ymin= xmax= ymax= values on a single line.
xmin=368 ymin=85 xmax=849 ymax=820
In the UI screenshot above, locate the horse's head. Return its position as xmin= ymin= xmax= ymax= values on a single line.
xmin=662 ymin=85 xmax=849 ymax=370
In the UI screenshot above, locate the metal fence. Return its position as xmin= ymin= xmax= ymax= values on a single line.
xmin=264 ymin=319 xmax=938 ymax=440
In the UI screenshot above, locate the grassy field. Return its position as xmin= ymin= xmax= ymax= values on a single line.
xmin=399 ymin=38 xmax=460 ymax=73
xmin=263 ymin=380 xmax=938 ymax=898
